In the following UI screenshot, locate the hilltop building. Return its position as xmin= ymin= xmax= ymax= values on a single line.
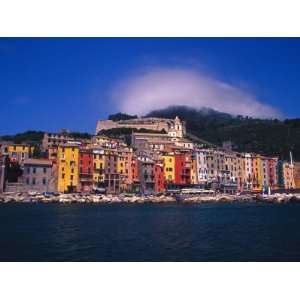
xmin=96 ymin=116 xmax=186 ymax=138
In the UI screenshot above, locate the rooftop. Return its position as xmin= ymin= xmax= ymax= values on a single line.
xmin=23 ymin=158 xmax=52 ymax=166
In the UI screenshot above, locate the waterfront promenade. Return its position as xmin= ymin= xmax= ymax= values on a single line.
xmin=1 ymin=191 xmax=300 ymax=204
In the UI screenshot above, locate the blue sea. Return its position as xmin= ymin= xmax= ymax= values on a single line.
xmin=1 ymin=202 xmax=300 ymax=261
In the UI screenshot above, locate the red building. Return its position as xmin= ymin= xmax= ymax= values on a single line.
xmin=174 ymin=152 xmax=192 ymax=186
xmin=79 ymin=148 xmax=93 ymax=192
xmin=267 ymin=157 xmax=278 ymax=188
xmin=154 ymin=161 xmax=165 ymax=193
xmin=131 ymin=155 xmax=140 ymax=192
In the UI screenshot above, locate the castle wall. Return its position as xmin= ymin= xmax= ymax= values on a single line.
xmin=96 ymin=117 xmax=186 ymax=137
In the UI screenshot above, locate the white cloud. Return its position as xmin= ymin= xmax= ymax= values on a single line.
xmin=111 ymin=68 xmax=282 ymax=118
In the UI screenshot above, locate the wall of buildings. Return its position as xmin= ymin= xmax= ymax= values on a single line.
xmin=2 ymin=118 xmax=298 ymax=195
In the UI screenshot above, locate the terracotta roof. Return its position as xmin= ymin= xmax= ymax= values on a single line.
xmin=23 ymin=158 xmax=52 ymax=166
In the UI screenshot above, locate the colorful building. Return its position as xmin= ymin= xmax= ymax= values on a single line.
xmin=57 ymin=145 xmax=79 ymax=193
xmin=154 ymin=161 xmax=165 ymax=193
xmin=117 ymin=147 xmax=134 ymax=192
xmin=174 ymin=152 xmax=192 ymax=186
xmin=23 ymin=158 xmax=56 ymax=192
xmin=267 ymin=157 xmax=278 ymax=189
xmin=138 ymin=156 xmax=155 ymax=194
xmin=0 ymin=155 xmax=6 ymax=193
xmin=242 ymin=153 xmax=253 ymax=191
xmin=293 ymin=162 xmax=300 ymax=189
xmin=190 ymin=154 xmax=198 ymax=184
xmin=162 ymin=154 xmax=175 ymax=184
xmin=195 ymin=149 xmax=208 ymax=185
xmin=104 ymin=149 xmax=120 ymax=194
xmin=252 ymin=154 xmax=263 ymax=191
xmin=79 ymin=148 xmax=93 ymax=192
xmin=283 ymin=162 xmax=295 ymax=190
xmin=7 ymin=144 xmax=33 ymax=164
xmin=92 ymin=148 xmax=105 ymax=191
xmin=131 ymin=154 xmax=140 ymax=193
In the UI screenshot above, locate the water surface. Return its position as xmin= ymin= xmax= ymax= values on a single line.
xmin=0 ymin=202 xmax=300 ymax=261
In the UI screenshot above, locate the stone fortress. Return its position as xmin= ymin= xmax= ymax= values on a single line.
xmin=96 ymin=116 xmax=186 ymax=138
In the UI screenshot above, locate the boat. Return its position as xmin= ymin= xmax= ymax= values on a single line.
xmin=176 ymin=188 xmax=215 ymax=201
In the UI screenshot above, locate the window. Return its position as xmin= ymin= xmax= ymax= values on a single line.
xmin=32 ymin=178 xmax=36 ymax=185
xmin=43 ymin=167 xmax=47 ymax=174
xmin=70 ymin=175 xmax=74 ymax=180
xmin=33 ymin=168 xmax=36 ymax=174
xmin=42 ymin=178 xmax=46 ymax=185
xmin=62 ymin=173 xmax=65 ymax=179
xmin=26 ymin=178 xmax=29 ymax=185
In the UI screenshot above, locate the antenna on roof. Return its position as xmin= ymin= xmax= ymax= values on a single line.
xmin=290 ymin=150 xmax=294 ymax=166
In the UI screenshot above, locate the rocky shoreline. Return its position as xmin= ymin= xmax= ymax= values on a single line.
xmin=1 ymin=191 xmax=300 ymax=204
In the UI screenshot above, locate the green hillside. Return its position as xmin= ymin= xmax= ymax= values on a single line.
xmin=146 ymin=106 xmax=300 ymax=161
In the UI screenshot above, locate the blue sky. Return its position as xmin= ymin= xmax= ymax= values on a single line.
xmin=1 ymin=38 xmax=300 ymax=135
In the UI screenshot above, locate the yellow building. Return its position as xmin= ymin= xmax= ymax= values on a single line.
xmin=57 ymin=145 xmax=79 ymax=193
xmin=117 ymin=147 xmax=134 ymax=192
xmin=190 ymin=155 xmax=198 ymax=184
xmin=162 ymin=154 xmax=175 ymax=183
xmin=8 ymin=144 xmax=34 ymax=163
xmin=252 ymin=154 xmax=263 ymax=191
xmin=92 ymin=148 xmax=105 ymax=188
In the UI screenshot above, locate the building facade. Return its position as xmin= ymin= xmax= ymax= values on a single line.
xmin=154 ymin=161 xmax=165 ymax=193
xmin=104 ymin=149 xmax=120 ymax=194
xmin=79 ymin=148 xmax=93 ymax=192
xmin=92 ymin=148 xmax=105 ymax=191
xmin=162 ymin=154 xmax=175 ymax=184
xmin=174 ymin=152 xmax=192 ymax=186
xmin=23 ymin=158 xmax=55 ymax=192
xmin=0 ymin=155 xmax=6 ymax=193
xmin=57 ymin=145 xmax=79 ymax=193
xmin=7 ymin=144 xmax=33 ymax=164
